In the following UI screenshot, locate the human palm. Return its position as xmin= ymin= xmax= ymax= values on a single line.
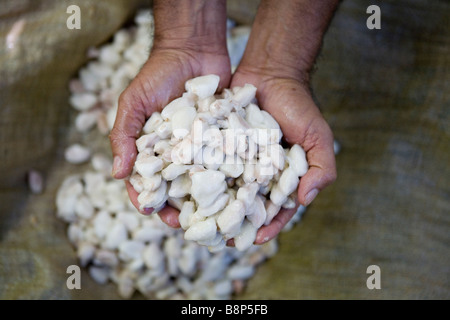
xmin=109 ymin=47 xmax=231 ymax=224
xmin=229 ymin=68 xmax=336 ymax=243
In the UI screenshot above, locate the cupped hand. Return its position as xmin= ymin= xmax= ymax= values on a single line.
xmin=109 ymin=45 xmax=231 ymax=223
xmin=229 ymin=66 xmax=337 ymax=245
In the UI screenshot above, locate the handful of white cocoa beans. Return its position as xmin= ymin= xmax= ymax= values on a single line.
xmin=131 ymin=74 xmax=309 ymax=252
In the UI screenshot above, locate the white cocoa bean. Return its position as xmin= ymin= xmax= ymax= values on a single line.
xmin=190 ymin=170 xmax=226 ymax=208
xmin=231 ymin=83 xmax=256 ymax=108
xmin=161 ymin=96 xmax=195 ymax=120
xmin=179 ymin=201 xmax=196 ymax=230
xmin=65 ymin=144 xmax=91 ymax=164
xmin=171 ymin=106 xmax=197 ymax=140
xmin=278 ymin=167 xmax=299 ymax=196
xmin=134 ymin=155 xmax=163 ymax=178
xmin=184 ymin=217 xmax=217 ymax=242
xmin=216 ymin=200 xmax=245 ymax=237
xmin=195 ymin=193 xmax=229 ymax=217
xmin=143 ymin=112 xmax=164 ymax=134
xmin=287 ymin=144 xmax=308 ymax=177
xmin=246 ymin=195 xmax=267 ymax=229
xmin=185 ymin=74 xmax=220 ymax=100
xmin=118 ymin=240 xmax=145 ymax=262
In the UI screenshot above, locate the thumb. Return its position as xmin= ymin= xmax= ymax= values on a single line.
xmin=109 ymin=87 xmax=146 ymax=179
xmin=296 ymin=122 xmax=336 ymax=206
xmin=109 ymin=53 xmax=192 ymax=179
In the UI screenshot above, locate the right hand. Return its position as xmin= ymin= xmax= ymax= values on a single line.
xmin=109 ymin=43 xmax=231 ymax=223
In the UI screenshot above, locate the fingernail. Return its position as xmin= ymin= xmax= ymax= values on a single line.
xmin=142 ymin=207 xmax=153 ymax=215
xmin=111 ymin=156 xmax=122 ymax=177
xmin=257 ymin=235 xmax=271 ymax=245
xmin=304 ymin=188 xmax=319 ymax=206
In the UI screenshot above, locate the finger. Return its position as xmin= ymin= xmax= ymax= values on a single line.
xmin=255 ymin=206 xmax=298 ymax=244
xmin=297 ymin=120 xmax=337 ymax=206
xmin=109 ymin=96 xmax=144 ymax=179
xmin=157 ymin=206 xmax=181 ymax=228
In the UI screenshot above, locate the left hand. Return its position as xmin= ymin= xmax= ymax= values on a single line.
xmin=229 ymin=66 xmax=337 ymax=244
